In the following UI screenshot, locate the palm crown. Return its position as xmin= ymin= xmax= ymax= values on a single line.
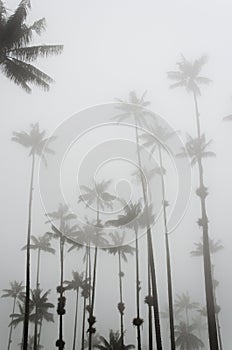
xmin=0 ymin=0 xmax=63 ymax=93
xmin=175 ymin=321 xmax=204 ymax=349
xmin=22 ymin=233 xmax=55 ymax=254
xmin=12 ymin=123 xmax=56 ymax=165
xmin=2 ymin=281 xmax=24 ymax=299
xmin=107 ymin=232 xmax=135 ymax=261
xmin=95 ymin=330 xmax=135 ymax=350
xmin=176 ymin=134 xmax=215 ymax=166
xmin=191 ymin=238 xmax=223 ymax=257
xmin=167 ymin=55 xmax=211 ymax=95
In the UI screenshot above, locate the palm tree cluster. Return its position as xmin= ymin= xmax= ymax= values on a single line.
xmin=0 ymin=5 xmax=227 ymax=347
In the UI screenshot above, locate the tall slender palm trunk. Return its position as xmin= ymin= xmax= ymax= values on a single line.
xmin=72 ymin=287 xmax=79 ymax=350
xmin=81 ymin=246 xmax=89 ymax=350
xmin=158 ymin=145 xmax=176 ymax=350
xmin=23 ymin=153 xmax=35 ymax=350
xmin=134 ymin=227 xmax=142 ymax=350
xmin=88 ymin=204 xmax=100 ymax=350
xmin=193 ymin=92 xmax=219 ymax=350
xmin=147 ymin=263 xmax=153 ymax=350
xmin=118 ymin=251 xmax=125 ymax=347
xmin=135 ymin=122 xmax=162 ymax=350
xmin=34 ymin=248 xmax=41 ymax=350
xmin=7 ymin=297 xmax=16 ymax=350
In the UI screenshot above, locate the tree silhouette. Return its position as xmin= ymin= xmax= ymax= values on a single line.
xmin=22 ymin=233 xmax=55 ymax=289
xmin=64 ymin=271 xmax=87 ymax=350
xmin=168 ymin=55 xmax=219 ymax=349
xmin=12 ymin=123 xmax=55 ymax=350
xmin=175 ymin=293 xmax=199 ymax=326
xmin=106 ymin=232 xmax=135 ymax=346
xmin=0 ymin=0 xmax=63 ymax=93
xmin=95 ymin=330 xmax=135 ymax=350
xmin=115 ymin=91 xmax=162 ymax=350
xmin=141 ymin=122 xmax=176 ymax=350
xmin=175 ymin=321 xmax=204 ymax=350
xmin=2 ymin=281 xmax=25 ymax=350
xmin=78 ymin=181 xmax=114 ymax=350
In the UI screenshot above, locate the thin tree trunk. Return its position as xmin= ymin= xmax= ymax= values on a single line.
xmin=23 ymin=153 xmax=35 ymax=350
xmin=135 ymin=122 xmax=162 ymax=350
xmin=72 ymin=287 xmax=79 ymax=350
xmin=193 ymin=92 xmax=219 ymax=350
xmin=36 ymin=249 xmax=41 ymax=289
xmin=81 ymin=247 xmax=89 ymax=350
xmin=134 ymin=227 xmax=142 ymax=350
xmin=7 ymin=297 xmax=16 ymax=350
xmin=37 ymin=318 xmax=43 ymax=348
xmin=211 ymin=266 xmax=223 ymax=350
xmin=118 ymin=251 xmax=125 ymax=347
xmin=158 ymin=145 xmax=176 ymax=350
xmin=147 ymin=263 xmax=153 ymax=350
xmin=56 ymin=234 xmax=65 ymax=350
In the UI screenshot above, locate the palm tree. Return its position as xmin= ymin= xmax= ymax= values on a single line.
xmin=78 ymin=181 xmax=114 ymax=349
xmin=64 ymin=271 xmax=86 ymax=350
xmin=0 ymin=0 xmax=63 ymax=93
xmin=177 ymin=134 xmax=216 ymax=167
xmin=12 ymin=123 xmax=55 ymax=350
xmin=168 ymin=55 xmax=218 ymax=350
xmin=107 ymin=201 xmax=146 ymax=350
xmin=140 ymin=123 xmax=177 ymax=350
xmin=95 ymin=330 xmax=135 ymax=350
xmin=22 ymin=233 xmax=55 ymax=289
xmin=191 ymin=239 xmax=223 ymax=349
xmin=175 ymin=322 xmax=204 ymax=350
xmin=31 ymin=289 xmax=54 ymax=350
xmin=2 ymin=281 xmax=24 ymax=350
xmin=84 ymin=333 xmax=101 ymax=349
xmin=19 ymin=335 xmax=43 ymax=350
xmin=106 ymin=232 xmax=135 ymax=347
xmin=174 ymin=293 xmax=199 ymax=327
xmin=115 ymin=91 xmax=162 ymax=350
xmin=46 ymin=203 xmax=77 ymax=350
xmin=30 ymin=289 xmax=54 ymax=350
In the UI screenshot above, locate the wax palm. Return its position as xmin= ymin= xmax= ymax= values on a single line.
xmin=2 ymin=281 xmax=24 ymax=350
xmin=175 ymin=321 xmax=204 ymax=350
xmin=64 ymin=271 xmax=85 ymax=350
xmin=141 ymin=122 xmax=177 ymax=350
xmin=79 ymin=183 xmax=113 ymax=349
xmin=115 ymin=91 xmax=162 ymax=350
xmin=12 ymin=123 xmax=55 ymax=350
xmin=22 ymin=233 xmax=55 ymax=289
xmin=191 ymin=239 xmax=223 ymax=350
xmin=30 ymin=289 xmax=54 ymax=349
xmin=175 ymin=293 xmax=199 ymax=326
xmin=107 ymin=201 xmax=144 ymax=349
xmin=177 ymin=134 xmax=215 ymax=166
xmin=106 ymin=232 xmax=135 ymax=346
xmin=0 ymin=0 xmax=63 ymax=93
xmin=168 ymin=56 xmax=218 ymax=349
xmin=95 ymin=330 xmax=135 ymax=350
xmin=46 ymin=204 xmax=76 ymax=350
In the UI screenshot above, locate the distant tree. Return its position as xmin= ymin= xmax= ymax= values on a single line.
xmin=95 ymin=330 xmax=135 ymax=350
xmin=12 ymin=123 xmax=55 ymax=350
xmin=175 ymin=321 xmax=204 ymax=349
xmin=106 ymin=232 xmax=135 ymax=346
xmin=2 ymin=281 xmax=24 ymax=350
xmin=0 ymin=0 xmax=63 ymax=93
xmin=175 ymin=292 xmax=199 ymax=326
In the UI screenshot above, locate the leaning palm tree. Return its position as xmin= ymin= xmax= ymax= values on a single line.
xmin=115 ymin=91 xmax=162 ymax=350
xmin=46 ymin=203 xmax=77 ymax=350
xmin=168 ymin=56 xmax=218 ymax=349
xmin=107 ymin=201 xmax=145 ymax=350
xmin=95 ymin=330 xmax=135 ymax=350
xmin=64 ymin=271 xmax=86 ymax=350
xmin=175 ymin=321 xmax=204 ymax=350
xmin=78 ymin=181 xmax=114 ymax=349
xmin=191 ymin=239 xmax=224 ymax=350
xmin=22 ymin=233 xmax=55 ymax=289
xmin=106 ymin=231 xmax=135 ymax=347
xmin=0 ymin=0 xmax=63 ymax=93
xmin=12 ymin=123 xmax=55 ymax=350
xmin=140 ymin=123 xmax=177 ymax=350
xmin=2 ymin=281 xmax=24 ymax=350
xmin=174 ymin=293 xmax=199 ymax=327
